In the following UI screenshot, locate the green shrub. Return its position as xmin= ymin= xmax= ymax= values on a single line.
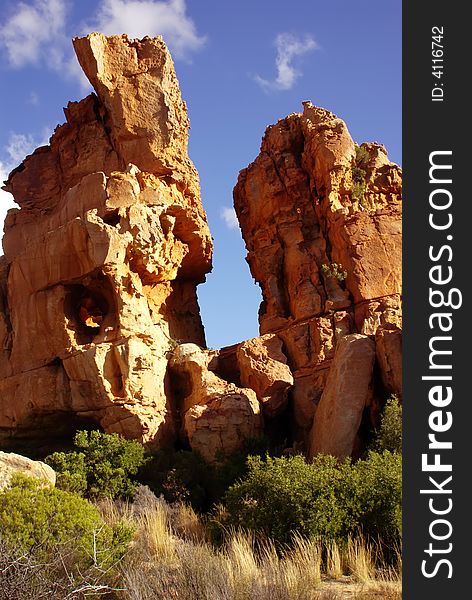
xmin=140 ymin=449 xmax=213 ymax=510
xmin=224 ymin=454 xmax=353 ymax=545
xmin=342 ymin=451 xmax=402 ymax=544
xmin=0 ymin=475 xmax=133 ymax=567
xmin=352 ymin=144 xmax=369 ymax=203
xmin=320 ymin=262 xmax=347 ymax=283
xmin=224 ymin=452 xmax=402 ymax=547
xmin=46 ymin=430 xmax=147 ymax=499
xmin=140 ymin=438 xmax=270 ymax=511
xmin=372 ymin=396 xmax=402 ymax=454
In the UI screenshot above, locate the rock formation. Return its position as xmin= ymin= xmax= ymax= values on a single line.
xmin=234 ymin=102 xmax=402 ymax=457
xmin=0 ymin=451 xmax=56 ymax=489
xmin=0 ymin=33 xmax=212 ymax=450
xmin=0 ymin=34 xmax=402 ymax=462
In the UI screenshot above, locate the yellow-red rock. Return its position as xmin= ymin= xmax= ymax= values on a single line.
xmin=0 ymin=34 xmax=212 ymax=449
xmin=307 ymin=334 xmax=376 ymax=460
xmin=234 ymin=102 xmax=402 ymax=456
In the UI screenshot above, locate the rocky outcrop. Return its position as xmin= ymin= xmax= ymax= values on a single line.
xmin=169 ymin=343 xmax=263 ymax=462
xmin=0 ymin=33 xmax=212 ymax=449
xmin=307 ymin=334 xmax=375 ymax=460
xmin=234 ymin=103 xmax=402 ymax=457
xmin=0 ymin=34 xmax=401 ymax=463
xmin=0 ymin=451 xmax=56 ymax=489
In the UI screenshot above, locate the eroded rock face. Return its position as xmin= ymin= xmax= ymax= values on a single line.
xmin=234 ymin=102 xmax=402 ymax=457
xmin=307 ymin=334 xmax=375 ymax=460
xmin=169 ymin=344 xmax=263 ymax=462
xmin=0 ymin=35 xmax=401 ymax=463
xmin=0 ymin=451 xmax=56 ymax=489
xmin=236 ymin=335 xmax=293 ymax=418
xmin=0 ymin=33 xmax=212 ymax=449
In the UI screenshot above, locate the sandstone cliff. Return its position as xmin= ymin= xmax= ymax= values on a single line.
xmin=0 ymin=33 xmax=212 ymax=449
xmin=0 ymin=35 xmax=402 ymax=463
xmin=233 ymin=102 xmax=402 ymax=458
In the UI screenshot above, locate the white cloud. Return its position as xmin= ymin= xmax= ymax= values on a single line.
xmin=0 ymin=0 xmax=203 ymax=92
xmin=0 ymin=0 xmax=68 ymax=68
xmin=220 ymin=207 xmax=239 ymax=231
xmin=255 ymin=32 xmax=318 ymax=92
xmin=5 ymin=133 xmax=38 ymax=165
xmin=92 ymin=0 xmax=206 ymax=59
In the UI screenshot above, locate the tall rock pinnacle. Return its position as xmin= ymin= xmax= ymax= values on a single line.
xmin=0 ymin=33 xmax=212 ymax=449
xmin=234 ymin=103 xmax=402 ymax=458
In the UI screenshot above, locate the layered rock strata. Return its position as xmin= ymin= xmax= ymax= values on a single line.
xmin=0 ymin=34 xmax=402 ymax=463
xmin=0 ymin=33 xmax=212 ymax=449
xmin=234 ymin=102 xmax=402 ymax=456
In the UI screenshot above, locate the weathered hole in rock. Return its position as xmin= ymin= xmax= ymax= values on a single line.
xmin=64 ymin=273 xmax=117 ymax=345
xmin=103 ymin=209 xmax=121 ymax=227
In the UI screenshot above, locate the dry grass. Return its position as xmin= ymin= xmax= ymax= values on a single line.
xmin=98 ymin=500 xmax=401 ymax=600
xmin=1 ymin=496 xmax=401 ymax=600
xmin=345 ymin=537 xmax=376 ymax=583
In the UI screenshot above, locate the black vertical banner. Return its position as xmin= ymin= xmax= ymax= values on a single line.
xmin=403 ymin=3 xmax=469 ymax=598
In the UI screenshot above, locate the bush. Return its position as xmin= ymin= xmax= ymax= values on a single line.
xmin=352 ymin=144 xmax=369 ymax=203
xmin=140 ymin=449 xmax=214 ymax=510
xmin=224 ymin=454 xmax=353 ymax=545
xmin=224 ymin=452 xmax=402 ymax=547
xmin=140 ymin=437 xmax=270 ymax=511
xmin=320 ymin=262 xmax=347 ymax=283
xmin=46 ymin=430 xmax=147 ymax=499
xmin=343 ymin=451 xmax=402 ymax=545
xmin=0 ymin=475 xmax=133 ymax=568
xmin=372 ymin=396 xmax=402 ymax=454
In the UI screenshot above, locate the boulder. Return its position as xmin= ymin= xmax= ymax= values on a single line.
xmin=0 ymin=451 xmax=56 ymax=489
xmin=307 ymin=334 xmax=376 ymax=460
xmin=236 ymin=334 xmax=293 ymax=418
xmin=170 ymin=344 xmax=263 ymax=461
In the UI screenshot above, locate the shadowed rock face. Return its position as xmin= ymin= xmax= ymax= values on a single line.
xmin=234 ymin=103 xmax=402 ymax=455
xmin=0 ymin=33 xmax=212 ymax=449
xmin=0 ymin=35 xmax=402 ymax=462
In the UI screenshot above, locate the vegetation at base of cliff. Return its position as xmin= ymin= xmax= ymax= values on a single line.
xmin=1 ymin=491 xmax=401 ymax=599
xmin=320 ymin=262 xmax=347 ymax=283
xmin=223 ymin=451 xmax=401 ymax=548
xmin=1 ymin=411 xmax=402 ymax=598
xmin=45 ymin=430 xmax=148 ymax=499
xmin=138 ymin=436 xmax=271 ymax=511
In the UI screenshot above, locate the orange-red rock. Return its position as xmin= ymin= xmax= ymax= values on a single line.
xmin=169 ymin=344 xmax=263 ymax=462
xmin=0 ymin=35 xmax=402 ymax=462
xmin=234 ymin=102 xmax=402 ymax=456
xmin=0 ymin=34 xmax=212 ymax=449
xmin=307 ymin=334 xmax=376 ymax=460
xmin=236 ymin=334 xmax=293 ymax=418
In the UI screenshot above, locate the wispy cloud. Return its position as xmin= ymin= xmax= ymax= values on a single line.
xmin=91 ymin=0 xmax=206 ymax=60
xmin=27 ymin=91 xmax=40 ymax=106
xmin=255 ymin=32 xmax=318 ymax=92
xmin=0 ymin=0 xmax=68 ymax=68
xmin=220 ymin=207 xmax=239 ymax=231
xmin=0 ymin=0 xmax=204 ymax=89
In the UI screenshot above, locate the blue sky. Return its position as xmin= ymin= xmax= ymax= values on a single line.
xmin=0 ymin=0 xmax=401 ymax=348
